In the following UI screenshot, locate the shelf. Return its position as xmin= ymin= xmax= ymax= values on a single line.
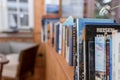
xmin=46 ymin=43 xmax=74 ymax=80
xmin=42 ymin=14 xmax=60 ymax=19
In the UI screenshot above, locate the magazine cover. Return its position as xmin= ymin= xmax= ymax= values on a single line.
xmin=76 ymin=18 xmax=115 ymax=80
xmin=95 ymin=36 xmax=106 ymax=80
xmin=77 ymin=18 xmax=114 ymax=80
xmin=84 ymin=24 xmax=120 ymax=80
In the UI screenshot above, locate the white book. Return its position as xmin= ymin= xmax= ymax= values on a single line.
xmin=41 ymin=22 xmax=48 ymax=43
xmin=112 ymin=30 xmax=117 ymax=80
xmin=58 ymin=23 xmax=62 ymax=54
xmin=112 ymin=31 xmax=120 ymax=80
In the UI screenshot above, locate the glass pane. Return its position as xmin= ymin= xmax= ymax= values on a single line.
xmin=7 ymin=1 xmax=17 ymax=11
xmin=8 ymin=6 xmax=17 ymax=11
xmin=45 ymin=0 xmax=59 ymax=14
xmin=19 ymin=2 xmax=28 ymax=12
xmin=20 ymin=0 xmax=28 ymax=2
xmin=20 ymin=14 xmax=28 ymax=26
xmin=62 ymin=0 xmax=84 ymax=17
xmin=8 ymin=14 xmax=18 ymax=28
xmin=8 ymin=0 xmax=16 ymax=1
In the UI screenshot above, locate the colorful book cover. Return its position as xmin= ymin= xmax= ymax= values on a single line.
xmin=77 ymin=18 xmax=115 ymax=80
xmin=85 ymin=24 xmax=120 ymax=80
xmin=95 ymin=36 xmax=106 ymax=80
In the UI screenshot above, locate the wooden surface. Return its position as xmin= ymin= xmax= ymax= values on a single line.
xmin=45 ymin=43 xmax=74 ymax=80
xmin=0 ymin=54 xmax=9 ymax=80
xmin=0 ymin=32 xmax=33 ymax=42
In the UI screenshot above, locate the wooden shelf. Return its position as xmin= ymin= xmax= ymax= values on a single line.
xmin=45 ymin=43 xmax=74 ymax=80
xmin=42 ymin=14 xmax=60 ymax=19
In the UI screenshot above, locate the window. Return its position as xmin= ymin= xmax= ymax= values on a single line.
xmin=0 ymin=0 xmax=34 ymax=32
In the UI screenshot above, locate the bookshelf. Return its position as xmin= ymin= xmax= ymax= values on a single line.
xmin=36 ymin=0 xmax=96 ymax=79
xmin=41 ymin=16 xmax=74 ymax=80
xmin=45 ymin=41 xmax=74 ymax=80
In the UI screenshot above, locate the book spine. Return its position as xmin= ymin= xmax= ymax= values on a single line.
xmin=55 ymin=25 xmax=59 ymax=52
xmin=52 ymin=23 xmax=54 ymax=46
xmin=95 ymin=36 xmax=106 ymax=80
xmin=82 ymin=28 xmax=86 ymax=80
xmin=68 ymin=25 xmax=74 ymax=66
xmin=88 ymin=41 xmax=95 ymax=80
xmin=58 ymin=23 xmax=62 ymax=54
xmin=79 ymin=41 xmax=84 ymax=80
xmin=62 ymin=26 xmax=65 ymax=57
xmin=72 ymin=25 xmax=77 ymax=66
xmin=65 ymin=27 xmax=69 ymax=63
xmin=41 ymin=21 xmax=48 ymax=43
xmin=113 ymin=33 xmax=120 ymax=80
xmin=54 ymin=24 xmax=57 ymax=47
xmin=109 ymin=38 xmax=112 ymax=80
xmin=106 ymin=39 xmax=110 ymax=80
xmin=112 ymin=30 xmax=118 ymax=80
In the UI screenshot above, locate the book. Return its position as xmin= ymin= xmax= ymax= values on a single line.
xmin=106 ymin=39 xmax=110 ymax=80
xmin=109 ymin=38 xmax=112 ymax=80
xmin=41 ymin=20 xmax=48 ymax=43
xmin=65 ymin=25 xmax=75 ymax=66
xmin=54 ymin=22 xmax=62 ymax=54
xmin=95 ymin=36 xmax=106 ymax=80
xmin=111 ymin=30 xmax=119 ymax=80
xmin=62 ymin=25 xmax=65 ymax=57
xmin=63 ymin=17 xmax=76 ymax=66
xmin=57 ymin=23 xmax=62 ymax=54
xmin=84 ymin=24 xmax=120 ymax=80
xmin=88 ymin=40 xmax=95 ymax=80
xmin=76 ymin=18 xmax=115 ymax=80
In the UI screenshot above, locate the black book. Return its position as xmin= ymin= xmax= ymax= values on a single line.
xmin=84 ymin=24 xmax=120 ymax=80
xmin=88 ymin=41 xmax=95 ymax=80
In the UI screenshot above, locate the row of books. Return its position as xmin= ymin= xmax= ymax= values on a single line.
xmin=44 ymin=17 xmax=76 ymax=66
xmin=41 ymin=17 xmax=120 ymax=80
xmin=80 ymin=24 xmax=120 ymax=80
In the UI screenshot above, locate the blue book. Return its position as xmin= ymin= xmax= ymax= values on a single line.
xmin=77 ymin=18 xmax=115 ymax=80
xmin=77 ymin=18 xmax=115 ymax=45
xmin=77 ymin=18 xmax=115 ymax=52
xmin=109 ymin=38 xmax=112 ymax=80
xmin=63 ymin=17 xmax=76 ymax=66
xmin=55 ymin=22 xmax=62 ymax=54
